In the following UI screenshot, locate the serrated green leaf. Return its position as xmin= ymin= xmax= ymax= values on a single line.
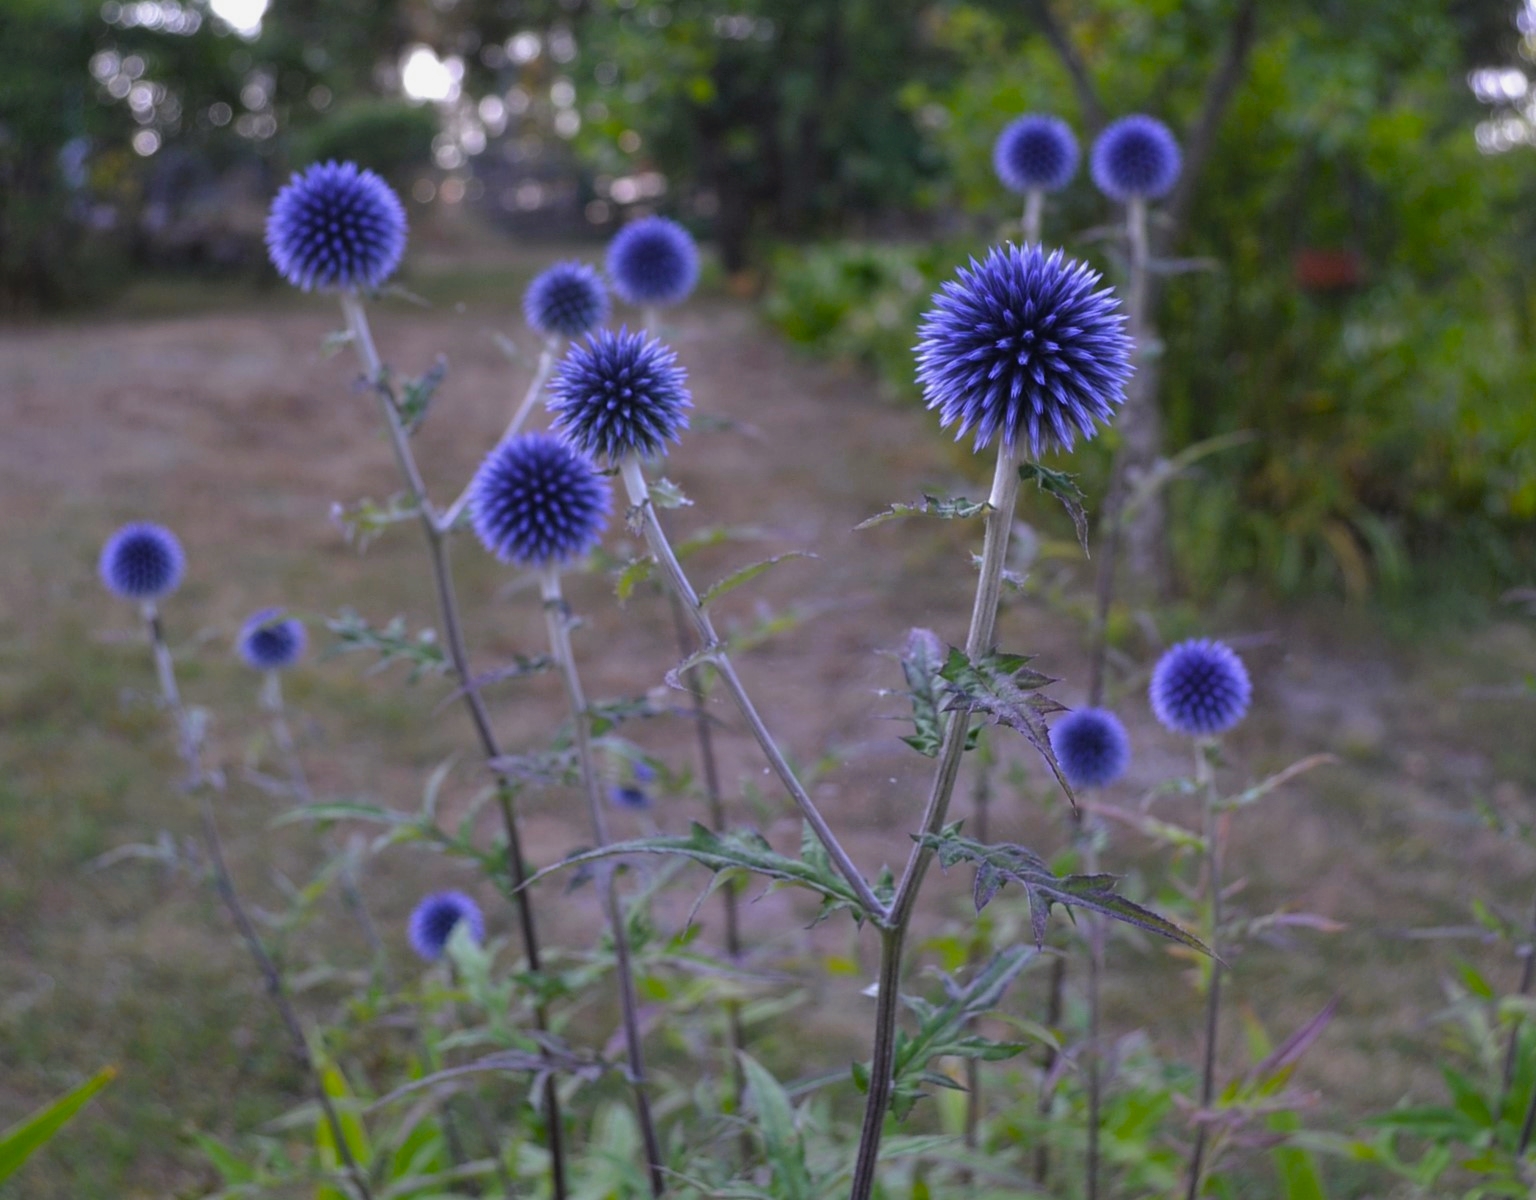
xmin=936 ymin=647 xmax=1074 ymax=809
xmin=326 ymin=609 xmax=447 ymax=681
xmin=856 ymin=493 xmax=990 ymax=531
xmin=917 ymin=829 xmax=1211 ymax=955
xmin=700 ymin=552 xmax=816 ymax=608
xmin=1017 ymin=463 xmax=1090 ymax=552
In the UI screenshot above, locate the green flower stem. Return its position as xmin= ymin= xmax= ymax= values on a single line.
xmin=141 ymin=606 xmax=375 ymax=1200
xmin=1184 ymin=740 xmax=1224 ymax=1200
xmin=849 ymin=442 xmax=1023 ymax=1200
xmin=1086 ymin=194 xmax=1149 ymax=707
xmin=617 ymin=456 xmax=886 ymax=922
xmin=440 ymin=334 xmax=562 ymax=532
xmin=1023 ymin=188 xmax=1044 ymax=244
xmin=340 ymin=290 xmax=569 ymax=1200
xmin=1082 ymin=812 xmax=1106 ymax=1200
xmin=539 ymin=567 xmax=667 ymax=1199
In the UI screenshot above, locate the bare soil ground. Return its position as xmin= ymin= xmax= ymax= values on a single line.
xmin=3 ymin=239 xmax=1536 ymax=1197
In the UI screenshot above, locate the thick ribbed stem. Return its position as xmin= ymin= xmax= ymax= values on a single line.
xmin=850 ymin=444 xmax=1022 ymax=1200
xmin=1023 ymin=189 xmax=1044 ymax=244
xmin=619 ymin=457 xmax=885 ymax=922
xmin=339 ymin=290 xmax=567 ymax=1200
xmin=1184 ymin=743 xmax=1223 ymax=1200
xmin=540 ymin=569 xmax=666 ymax=1197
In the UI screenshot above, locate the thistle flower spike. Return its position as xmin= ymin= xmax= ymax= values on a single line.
xmin=915 ymin=243 xmax=1133 ymax=456
xmin=265 ymin=160 xmax=408 ymax=292
xmin=468 ymin=433 xmax=611 ymax=567
xmin=99 ymin=522 xmax=185 ymax=601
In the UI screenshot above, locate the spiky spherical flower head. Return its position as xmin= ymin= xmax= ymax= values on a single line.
xmin=408 ymin=891 xmax=485 ymax=961
xmin=99 ymin=522 xmax=185 ymax=601
xmin=469 ymin=433 xmax=611 ymax=568
xmin=265 ymin=161 xmax=407 ymax=292
xmin=1050 ymin=707 xmax=1131 ymax=790
xmin=915 ymin=244 xmax=1132 ymax=456
xmin=1090 ymin=115 xmax=1181 ymax=202
xmin=524 ymin=261 xmax=610 ymax=339
xmin=994 ymin=115 xmax=1079 ymax=194
xmin=1149 ymin=639 xmax=1252 ymax=737
xmin=547 ymin=327 xmax=692 ymax=461
xmin=236 ymin=609 xmax=307 ymax=671
xmin=605 ymin=216 xmax=699 ymax=307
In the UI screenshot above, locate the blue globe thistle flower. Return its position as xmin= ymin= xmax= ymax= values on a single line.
xmin=265 ymin=161 xmax=408 ymax=292
xmin=915 ymin=244 xmax=1133 ymax=456
xmin=1050 ymin=707 xmax=1131 ymax=790
xmin=99 ymin=522 xmax=185 ymax=601
xmin=609 ymin=784 xmax=652 ymax=811
xmin=524 ymin=261 xmax=610 ymax=339
xmin=605 ymin=216 xmax=699 ymax=307
xmin=1149 ymin=639 xmax=1252 ymax=737
xmin=469 ymin=433 xmax=611 ymax=567
xmin=236 ymin=609 xmax=307 ymax=671
xmin=1090 ymin=115 xmax=1182 ymax=203
xmin=994 ymin=115 xmax=1079 ymax=195
xmin=408 ymin=891 xmax=485 ymax=961
xmin=547 ymin=327 xmax=692 ymax=462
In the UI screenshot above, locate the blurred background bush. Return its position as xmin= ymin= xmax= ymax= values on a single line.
xmin=4 ymin=0 xmax=1535 ymax=598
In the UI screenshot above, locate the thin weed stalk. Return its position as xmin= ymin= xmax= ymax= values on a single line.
xmin=540 ymin=567 xmax=667 ymax=1198
xmin=617 ymin=457 xmax=884 ymax=920
xmin=1184 ymin=740 xmax=1224 ymax=1200
xmin=1086 ymin=195 xmax=1148 ymax=706
xmin=340 ymin=290 xmax=568 ymax=1200
xmin=141 ymin=604 xmax=375 ymax=1200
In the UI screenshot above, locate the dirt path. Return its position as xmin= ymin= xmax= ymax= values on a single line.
xmin=3 ymin=263 xmax=1536 ymax=1196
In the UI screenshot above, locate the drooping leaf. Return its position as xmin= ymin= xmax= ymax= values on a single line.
xmin=938 ymin=646 xmax=1074 ymax=809
xmin=0 ymin=1067 xmax=115 ymax=1183
xmin=700 ymin=552 xmax=816 ymax=608
xmin=1017 ymin=462 xmax=1089 ymax=552
xmin=526 ymin=822 xmax=877 ymax=924
xmin=856 ymin=493 xmax=990 ymax=531
xmin=917 ymin=827 xmax=1211 ymax=955
xmin=615 ymin=556 xmax=655 ymax=603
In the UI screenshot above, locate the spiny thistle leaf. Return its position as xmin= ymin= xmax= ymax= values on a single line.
xmin=884 ymin=946 xmax=1039 ymax=1115
xmin=397 ymin=354 xmax=447 ymax=434
xmin=488 ymin=747 xmax=579 ymax=787
xmin=917 ymin=828 xmax=1211 ymax=955
xmin=938 ymin=647 xmax=1074 ymax=808
xmin=700 ymin=552 xmax=816 ymax=609
xmin=855 ymin=493 xmax=990 ymax=531
xmin=648 ymin=477 xmax=693 ymax=509
xmin=526 ymin=822 xmax=877 ymax=924
xmin=899 ymin=628 xmax=947 ymax=757
xmin=1018 ymin=462 xmax=1090 ymax=552
xmin=740 ymin=1055 xmax=813 ymax=1200
xmin=326 ymin=609 xmax=446 ymax=681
